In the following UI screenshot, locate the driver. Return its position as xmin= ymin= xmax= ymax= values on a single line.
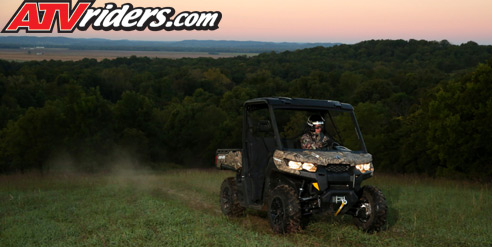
xmin=300 ymin=115 xmax=333 ymax=150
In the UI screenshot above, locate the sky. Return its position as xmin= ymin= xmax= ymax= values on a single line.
xmin=0 ymin=0 xmax=491 ymax=44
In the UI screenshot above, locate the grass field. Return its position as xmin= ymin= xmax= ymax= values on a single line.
xmin=0 ymin=169 xmax=490 ymax=247
xmin=0 ymin=48 xmax=256 ymax=62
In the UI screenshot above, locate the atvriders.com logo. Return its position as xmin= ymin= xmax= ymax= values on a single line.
xmin=2 ymin=0 xmax=222 ymax=33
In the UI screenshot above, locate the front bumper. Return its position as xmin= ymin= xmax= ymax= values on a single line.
xmin=297 ymin=166 xmax=373 ymax=214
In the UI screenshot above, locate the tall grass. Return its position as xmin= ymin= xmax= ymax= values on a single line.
xmin=1 ymin=170 xmax=490 ymax=247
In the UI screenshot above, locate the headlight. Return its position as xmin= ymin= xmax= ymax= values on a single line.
xmin=302 ymin=163 xmax=317 ymax=172
xmin=355 ymin=162 xmax=374 ymax=173
xmin=288 ymin=160 xmax=317 ymax=172
xmin=288 ymin=161 xmax=302 ymax=170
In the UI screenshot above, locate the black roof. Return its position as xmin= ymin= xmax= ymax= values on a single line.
xmin=244 ymin=97 xmax=354 ymax=111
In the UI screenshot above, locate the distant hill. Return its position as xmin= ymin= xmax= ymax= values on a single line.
xmin=0 ymin=36 xmax=340 ymax=53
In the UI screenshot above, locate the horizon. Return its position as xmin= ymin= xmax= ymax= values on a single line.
xmin=0 ymin=35 xmax=341 ymax=44
xmin=0 ymin=35 xmax=487 ymax=46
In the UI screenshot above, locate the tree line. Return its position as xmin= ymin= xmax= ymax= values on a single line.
xmin=0 ymin=39 xmax=491 ymax=179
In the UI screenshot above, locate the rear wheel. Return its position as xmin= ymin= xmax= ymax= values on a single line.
xmin=268 ymin=185 xmax=302 ymax=234
xmin=220 ymin=177 xmax=245 ymax=217
xmin=353 ymin=185 xmax=387 ymax=232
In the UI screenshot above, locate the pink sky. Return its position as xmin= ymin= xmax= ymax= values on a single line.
xmin=1 ymin=0 xmax=491 ymax=44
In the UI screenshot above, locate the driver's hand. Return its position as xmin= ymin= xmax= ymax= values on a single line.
xmin=314 ymin=142 xmax=325 ymax=149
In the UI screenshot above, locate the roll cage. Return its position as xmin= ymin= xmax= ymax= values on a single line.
xmin=243 ymin=97 xmax=367 ymax=151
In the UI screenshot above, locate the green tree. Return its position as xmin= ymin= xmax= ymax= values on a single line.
xmin=162 ymin=89 xmax=226 ymax=165
xmin=352 ymin=79 xmax=394 ymax=104
xmin=353 ymin=102 xmax=392 ymax=166
xmin=426 ymin=63 xmax=492 ymax=178
xmin=0 ymin=100 xmax=64 ymax=173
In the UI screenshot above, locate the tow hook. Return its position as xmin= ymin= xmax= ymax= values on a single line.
xmin=334 ymin=198 xmax=347 ymax=216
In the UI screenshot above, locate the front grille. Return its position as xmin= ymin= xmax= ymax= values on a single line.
xmin=330 ymin=184 xmax=350 ymax=190
xmin=325 ymin=164 xmax=350 ymax=173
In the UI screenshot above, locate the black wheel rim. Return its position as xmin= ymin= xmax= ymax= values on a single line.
xmin=270 ymin=197 xmax=284 ymax=227
xmin=221 ymin=187 xmax=231 ymax=210
xmin=357 ymin=197 xmax=372 ymax=223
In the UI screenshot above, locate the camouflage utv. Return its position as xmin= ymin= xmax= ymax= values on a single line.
xmin=216 ymin=97 xmax=387 ymax=233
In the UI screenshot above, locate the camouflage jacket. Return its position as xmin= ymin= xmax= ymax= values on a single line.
xmin=300 ymin=132 xmax=330 ymax=150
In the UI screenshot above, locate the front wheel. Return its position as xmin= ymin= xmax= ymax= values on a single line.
xmin=268 ymin=185 xmax=302 ymax=234
xmin=353 ymin=185 xmax=387 ymax=232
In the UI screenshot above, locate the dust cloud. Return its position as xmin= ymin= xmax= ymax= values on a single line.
xmin=45 ymin=147 xmax=166 ymax=191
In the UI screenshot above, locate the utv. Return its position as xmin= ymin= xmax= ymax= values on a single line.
xmin=215 ymin=97 xmax=387 ymax=233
